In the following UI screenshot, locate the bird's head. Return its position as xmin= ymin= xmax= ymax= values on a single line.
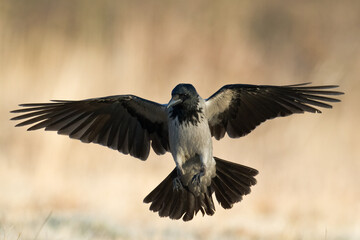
xmin=167 ymin=84 xmax=199 ymax=109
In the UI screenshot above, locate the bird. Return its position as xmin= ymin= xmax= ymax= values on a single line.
xmin=10 ymin=83 xmax=343 ymax=221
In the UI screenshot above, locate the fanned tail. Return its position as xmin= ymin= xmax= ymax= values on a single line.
xmin=143 ymin=157 xmax=258 ymax=221
xmin=143 ymin=168 xmax=215 ymax=221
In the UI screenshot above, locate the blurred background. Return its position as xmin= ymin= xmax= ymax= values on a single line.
xmin=1 ymin=0 xmax=359 ymax=239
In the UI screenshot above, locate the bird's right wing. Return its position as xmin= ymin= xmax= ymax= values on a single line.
xmin=205 ymin=83 xmax=343 ymax=140
xmin=11 ymin=95 xmax=170 ymax=160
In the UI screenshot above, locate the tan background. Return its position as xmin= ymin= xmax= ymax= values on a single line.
xmin=1 ymin=0 xmax=359 ymax=239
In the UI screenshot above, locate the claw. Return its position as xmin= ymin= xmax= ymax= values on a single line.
xmin=191 ymin=173 xmax=201 ymax=185
xmin=191 ymin=165 xmax=206 ymax=185
xmin=173 ymin=177 xmax=183 ymax=191
xmin=191 ymin=171 xmax=205 ymax=186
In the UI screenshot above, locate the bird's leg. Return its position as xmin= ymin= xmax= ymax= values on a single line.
xmin=191 ymin=165 xmax=205 ymax=185
xmin=173 ymin=176 xmax=183 ymax=191
xmin=173 ymin=160 xmax=185 ymax=191
xmin=191 ymin=154 xmax=207 ymax=185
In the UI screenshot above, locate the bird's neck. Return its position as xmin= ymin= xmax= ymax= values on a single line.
xmin=169 ymin=99 xmax=204 ymax=126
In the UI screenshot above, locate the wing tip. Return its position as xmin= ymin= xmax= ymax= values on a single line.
xmin=27 ymin=126 xmax=41 ymax=131
xmin=14 ymin=122 xmax=27 ymax=127
xmin=10 ymin=108 xmax=26 ymax=113
xmin=50 ymin=100 xmax=73 ymax=103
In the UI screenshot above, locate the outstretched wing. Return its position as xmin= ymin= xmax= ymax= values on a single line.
xmin=11 ymin=95 xmax=170 ymax=160
xmin=205 ymin=83 xmax=343 ymax=140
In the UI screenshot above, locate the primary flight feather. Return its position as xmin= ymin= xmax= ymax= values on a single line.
xmin=11 ymin=83 xmax=343 ymax=221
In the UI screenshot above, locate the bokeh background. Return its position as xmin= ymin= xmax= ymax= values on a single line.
xmin=1 ymin=0 xmax=359 ymax=239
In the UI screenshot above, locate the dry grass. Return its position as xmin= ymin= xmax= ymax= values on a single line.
xmin=1 ymin=0 xmax=359 ymax=239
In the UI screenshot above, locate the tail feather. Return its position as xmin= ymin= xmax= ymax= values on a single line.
xmin=212 ymin=157 xmax=258 ymax=209
xmin=146 ymin=169 xmax=177 ymax=213
xmin=158 ymin=189 xmax=176 ymax=217
xmin=204 ymin=189 xmax=215 ymax=215
xmin=169 ymin=190 xmax=186 ymax=219
xmin=183 ymin=193 xmax=196 ymax=221
xmin=211 ymin=177 xmax=233 ymax=209
xmin=214 ymin=170 xmax=242 ymax=203
xmin=144 ymin=157 xmax=258 ymax=221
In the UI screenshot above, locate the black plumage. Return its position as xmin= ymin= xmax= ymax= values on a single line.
xmin=143 ymin=157 xmax=257 ymax=221
xmin=206 ymin=83 xmax=343 ymax=139
xmin=11 ymin=95 xmax=169 ymax=160
xmin=10 ymin=83 xmax=343 ymax=221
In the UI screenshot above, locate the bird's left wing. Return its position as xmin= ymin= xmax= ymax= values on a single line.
xmin=205 ymin=83 xmax=343 ymax=140
xmin=11 ymin=95 xmax=170 ymax=160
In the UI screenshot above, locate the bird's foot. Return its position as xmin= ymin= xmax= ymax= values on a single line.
xmin=191 ymin=167 xmax=205 ymax=186
xmin=173 ymin=177 xmax=184 ymax=191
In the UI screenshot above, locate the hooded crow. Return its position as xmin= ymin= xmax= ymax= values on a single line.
xmin=11 ymin=83 xmax=343 ymax=221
